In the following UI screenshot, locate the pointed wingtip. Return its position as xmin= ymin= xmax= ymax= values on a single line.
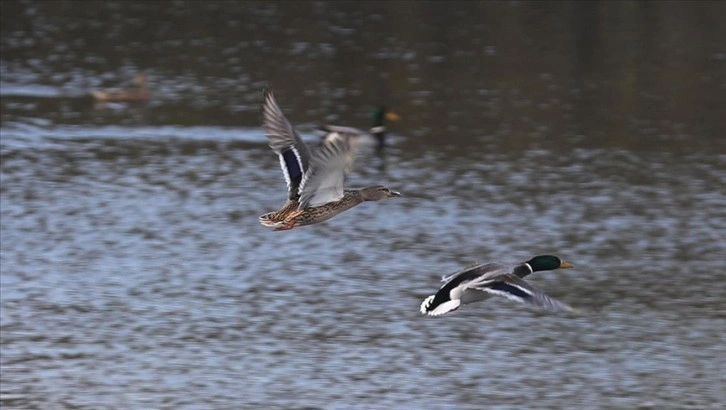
xmin=263 ymin=84 xmax=274 ymax=101
xmin=564 ymin=305 xmax=586 ymax=315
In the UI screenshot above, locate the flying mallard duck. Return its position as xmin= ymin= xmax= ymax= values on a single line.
xmin=420 ymin=255 xmax=577 ymax=316
xmin=258 ymin=88 xmax=401 ymax=231
xmin=90 ymin=73 xmax=151 ymax=102
xmin=320 ymin=106 xmax=400 ymax=153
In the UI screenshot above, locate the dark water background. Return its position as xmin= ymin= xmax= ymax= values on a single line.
xmin=1 ymin=1 xmax=725 ymax=409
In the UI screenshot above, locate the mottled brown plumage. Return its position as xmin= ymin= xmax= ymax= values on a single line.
xmin=260 ymin=186 xmax=400 ymax=231
xmin=258 ymin=87 xmax=400 ymax=231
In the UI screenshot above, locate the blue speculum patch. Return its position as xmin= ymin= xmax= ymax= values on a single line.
xmin=489 ymin=282 xmax=530 ymax=299
xmin=282 ymin=149 xmax=303 ymax=181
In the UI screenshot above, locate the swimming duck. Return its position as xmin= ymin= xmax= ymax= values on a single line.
xmin=320 ymin=106 xmax=400 ymax=153
xmin=420 ymin=255 xmax=577 ymax=316
xmin=259 ymin=88 xmax=401 ymax=231
xmin=90 ymin=73 xmax=151 ymax=102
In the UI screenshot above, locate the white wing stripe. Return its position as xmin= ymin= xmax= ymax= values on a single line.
xmin=278 ymin=153 xmax=291 ymax=188
xmin=479 ymin=287 xmax=530 ymax=304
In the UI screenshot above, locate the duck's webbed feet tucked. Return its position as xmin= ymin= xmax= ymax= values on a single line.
xmin=273 ymin=222 xmax=296 ymax=231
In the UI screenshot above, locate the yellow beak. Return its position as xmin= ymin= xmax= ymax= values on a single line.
xmin=385 ymin=111 xmax=401 ymax=122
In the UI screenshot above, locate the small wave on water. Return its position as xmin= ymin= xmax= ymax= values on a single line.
xmin=2 ymin=1 xmax=726 ymax=408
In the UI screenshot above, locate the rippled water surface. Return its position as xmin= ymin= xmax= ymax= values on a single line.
xmin=2 ymin=2 xmax=726 ymax=409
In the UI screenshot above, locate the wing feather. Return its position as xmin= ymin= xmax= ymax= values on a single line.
xmin=262 ymin=87 xmax=311 ymax=199
xmin=470 ymin=274 xmax=576 ymax=312
xmin=440 ymin=262 xmax=511 ymax=286
xmin=298 ymin=137 xmax=356 ymax=208
xmin=320 ymin=125 xmax=378 ymax=147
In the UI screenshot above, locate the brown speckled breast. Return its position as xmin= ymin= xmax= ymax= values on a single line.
xmin=287 ymin=191 xmax=364 ymax=227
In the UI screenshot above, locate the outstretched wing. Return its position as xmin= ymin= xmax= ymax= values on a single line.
xmin=469 ymin=274 xmax=576 ymax=313
xmin=262 ymin=87 xmax=311 ymax=200
xmin=440 ymin=262 xmax=511 ymax=286
xmin=298 ymin=137 xmax=357 ymax=208
xmin=320 ymin=124 xmax=373 ymax=143
xmin=320 ymin=124 xmax=384 ymax=149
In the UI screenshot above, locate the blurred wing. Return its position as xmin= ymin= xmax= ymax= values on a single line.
xmin=441 ymin=262 xmax=511 ymax=286
xmin=298 ymin=137 xmax=356 ymax=208
xmin=320 ymin=125 xmax=375 ymax=146
xmin=470 ymin=274 xmax=576 ymax=313
xmin=321 ymin=124 xmax=371 ymax=137
xmin=262 ymin=87 xmax=311 ymax=199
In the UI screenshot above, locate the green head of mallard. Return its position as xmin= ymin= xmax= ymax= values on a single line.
xmin=526 ymin=255 xmax=574 ymax=272
xmin=372 ymin=106 xmax=401 ymax=128
xmin=370 ymin=106 xmax=400 ymax=151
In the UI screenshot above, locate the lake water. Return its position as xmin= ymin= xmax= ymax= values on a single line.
xmin=2 ymin=2 xmax=725 ymax=409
